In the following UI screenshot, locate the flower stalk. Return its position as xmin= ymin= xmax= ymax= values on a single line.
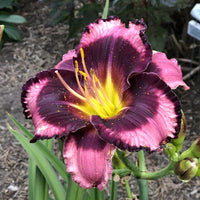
xmin=137 ymin=150 xmax=149 ymax=200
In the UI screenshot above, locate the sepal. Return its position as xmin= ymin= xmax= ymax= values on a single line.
xmin=180 ymin=137 xmax=200 ymax=159
xmin=171 ymin=111 xmax=187 ymax=153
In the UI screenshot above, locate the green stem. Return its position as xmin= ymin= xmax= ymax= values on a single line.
xmin=102 ymin=0 xmax=109 ymax=19
xmin=138 ymin=162 xmax=175 ymax=180
xmin=137 ymin=150 xmax=148 ymax=200
xmin=124 ymin=180 xmax=133 ymax=199
xmin=113 ymin=168 xmax=131 ymax=177
xmin=116 ymin=149 xmax=175 ymax=180
xmin=116 ymin=149 xmax=140 ymax=175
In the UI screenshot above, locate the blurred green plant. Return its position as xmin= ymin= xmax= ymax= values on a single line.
xmin=48 ymin=0 xmax=102 ymax=38
xmin=0 ymin=0 xmax=26 ymax=46
xmin=48 ymin=0 xmax=194 ymax=51
xmin=110 ymin=0 xmax=194 ymax=51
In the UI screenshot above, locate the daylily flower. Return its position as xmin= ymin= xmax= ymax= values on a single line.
xmin=21 ymin=16 xmax=189 ymax=190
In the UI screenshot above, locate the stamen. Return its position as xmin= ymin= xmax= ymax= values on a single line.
xmin=80 ymin=48 xmax=92 ymax=82
xmin=75 ymin=61 xmax=86 ymax=96
xmin=55 ymin=70 xmax=86 ymax=101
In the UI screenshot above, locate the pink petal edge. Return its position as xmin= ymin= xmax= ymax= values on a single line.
xmin=148 ymin=52 xmax=189 ymax=90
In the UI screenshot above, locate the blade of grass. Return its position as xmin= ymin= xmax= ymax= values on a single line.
xmin=8 ymin=114 xmax=70 ymax=183
xmin=8 ymin=123 xmax=66 ymax=200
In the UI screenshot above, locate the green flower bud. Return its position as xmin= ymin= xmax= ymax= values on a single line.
xmin=180 ymin=137 xmax=200 ymax=159
xmin=172 ymin=111 xmax=186 ymax=152
xmin=174 ymin=157 xmax=198 ymax=182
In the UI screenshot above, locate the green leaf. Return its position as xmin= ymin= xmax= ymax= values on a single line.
xmin=8 ymin=114 xmax=70 ymax=184
xmin=0 ymin=0 xmax=13 ymax=9
xmin=34 ymin=166 xmax=48 ymax=200
xmin=110 ymin=178 xmax=117 ymax=200
xmin=33 ymin=140 xmax=52 ymax=200
xmin=3 ymin=23 xmax=21 ymax=40
xmin=28 ymin=158 xmax=37 ymax=200
xmin=8 ymin=124 xmax=66 ymax=200
xmin=88 ymin=188 xmax=105 ymax=200
xmin=66 ymin=176 xmax=87 ymax=200
xmin=0 ymin=13 xmax=26 ymax=23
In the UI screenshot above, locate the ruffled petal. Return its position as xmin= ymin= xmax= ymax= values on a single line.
xmin=91 ymin=73 xmax=182 ymax=152
xmin=21 ymin=69 xmax=89 ymax=142
xmin=55 ymin=49 xmax=76 ymax=71
xmin=75 ymin=17 xmax=152 ymax=90
xmin=63 ymin=126 xmax=115 ymax=190
xmin=146 ymin=52 xmax=189 ymax=90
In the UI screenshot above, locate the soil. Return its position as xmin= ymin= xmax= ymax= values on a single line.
xmin=0 ymin=0 xmax=200 ymax=200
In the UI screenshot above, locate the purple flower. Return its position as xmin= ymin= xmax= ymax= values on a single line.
xmin=21 ymin=17 xmax=189 ymax=190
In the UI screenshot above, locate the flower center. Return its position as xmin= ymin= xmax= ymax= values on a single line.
xmin=55 ymin=48 xmax=124 ymax=119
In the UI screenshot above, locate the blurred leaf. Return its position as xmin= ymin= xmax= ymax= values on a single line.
xmin=147 ymin=26 xmax=168 ymax=51
xmin=0 ymin=13 xmax=26 ymax=23
xmin=3 ymin=23 xmax=21 ymax=40
xmin=0 ymin=0 xmax=13 ymax=9
xmin=7 ymin=124 xmax=66 ymax=200
xmin=68 ymin=17 xmax=84 ymax=38
xmin=48 ymin=0 xmax=73 ymax=25
xmin=78 ymin=3 xmax=101 ymax=24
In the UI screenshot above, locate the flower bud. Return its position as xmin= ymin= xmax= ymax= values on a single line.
xmin=172 ymin=111 xmax=186 ymax=152
xmin=174 ymin=157 xmax=198 ymax=182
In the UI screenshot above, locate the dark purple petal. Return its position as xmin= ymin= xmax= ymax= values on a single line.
xmin=91 ymin=73 xmax=182 ymax=152
xmin=63 ymin=126 xmax=115 ymax=190
xmin=21 ymin=69 xmax=90 ymax=142
xmin=55 ymin=49 xmax=76 ymax=71
xmin=74 ymin=17 xmax=152 ymax=91
xmin=146 ymin=52 xmax=189 ymax=90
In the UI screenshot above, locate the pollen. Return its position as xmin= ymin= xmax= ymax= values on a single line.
xmin=55 ymin=48 xmax=124 ymax=119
